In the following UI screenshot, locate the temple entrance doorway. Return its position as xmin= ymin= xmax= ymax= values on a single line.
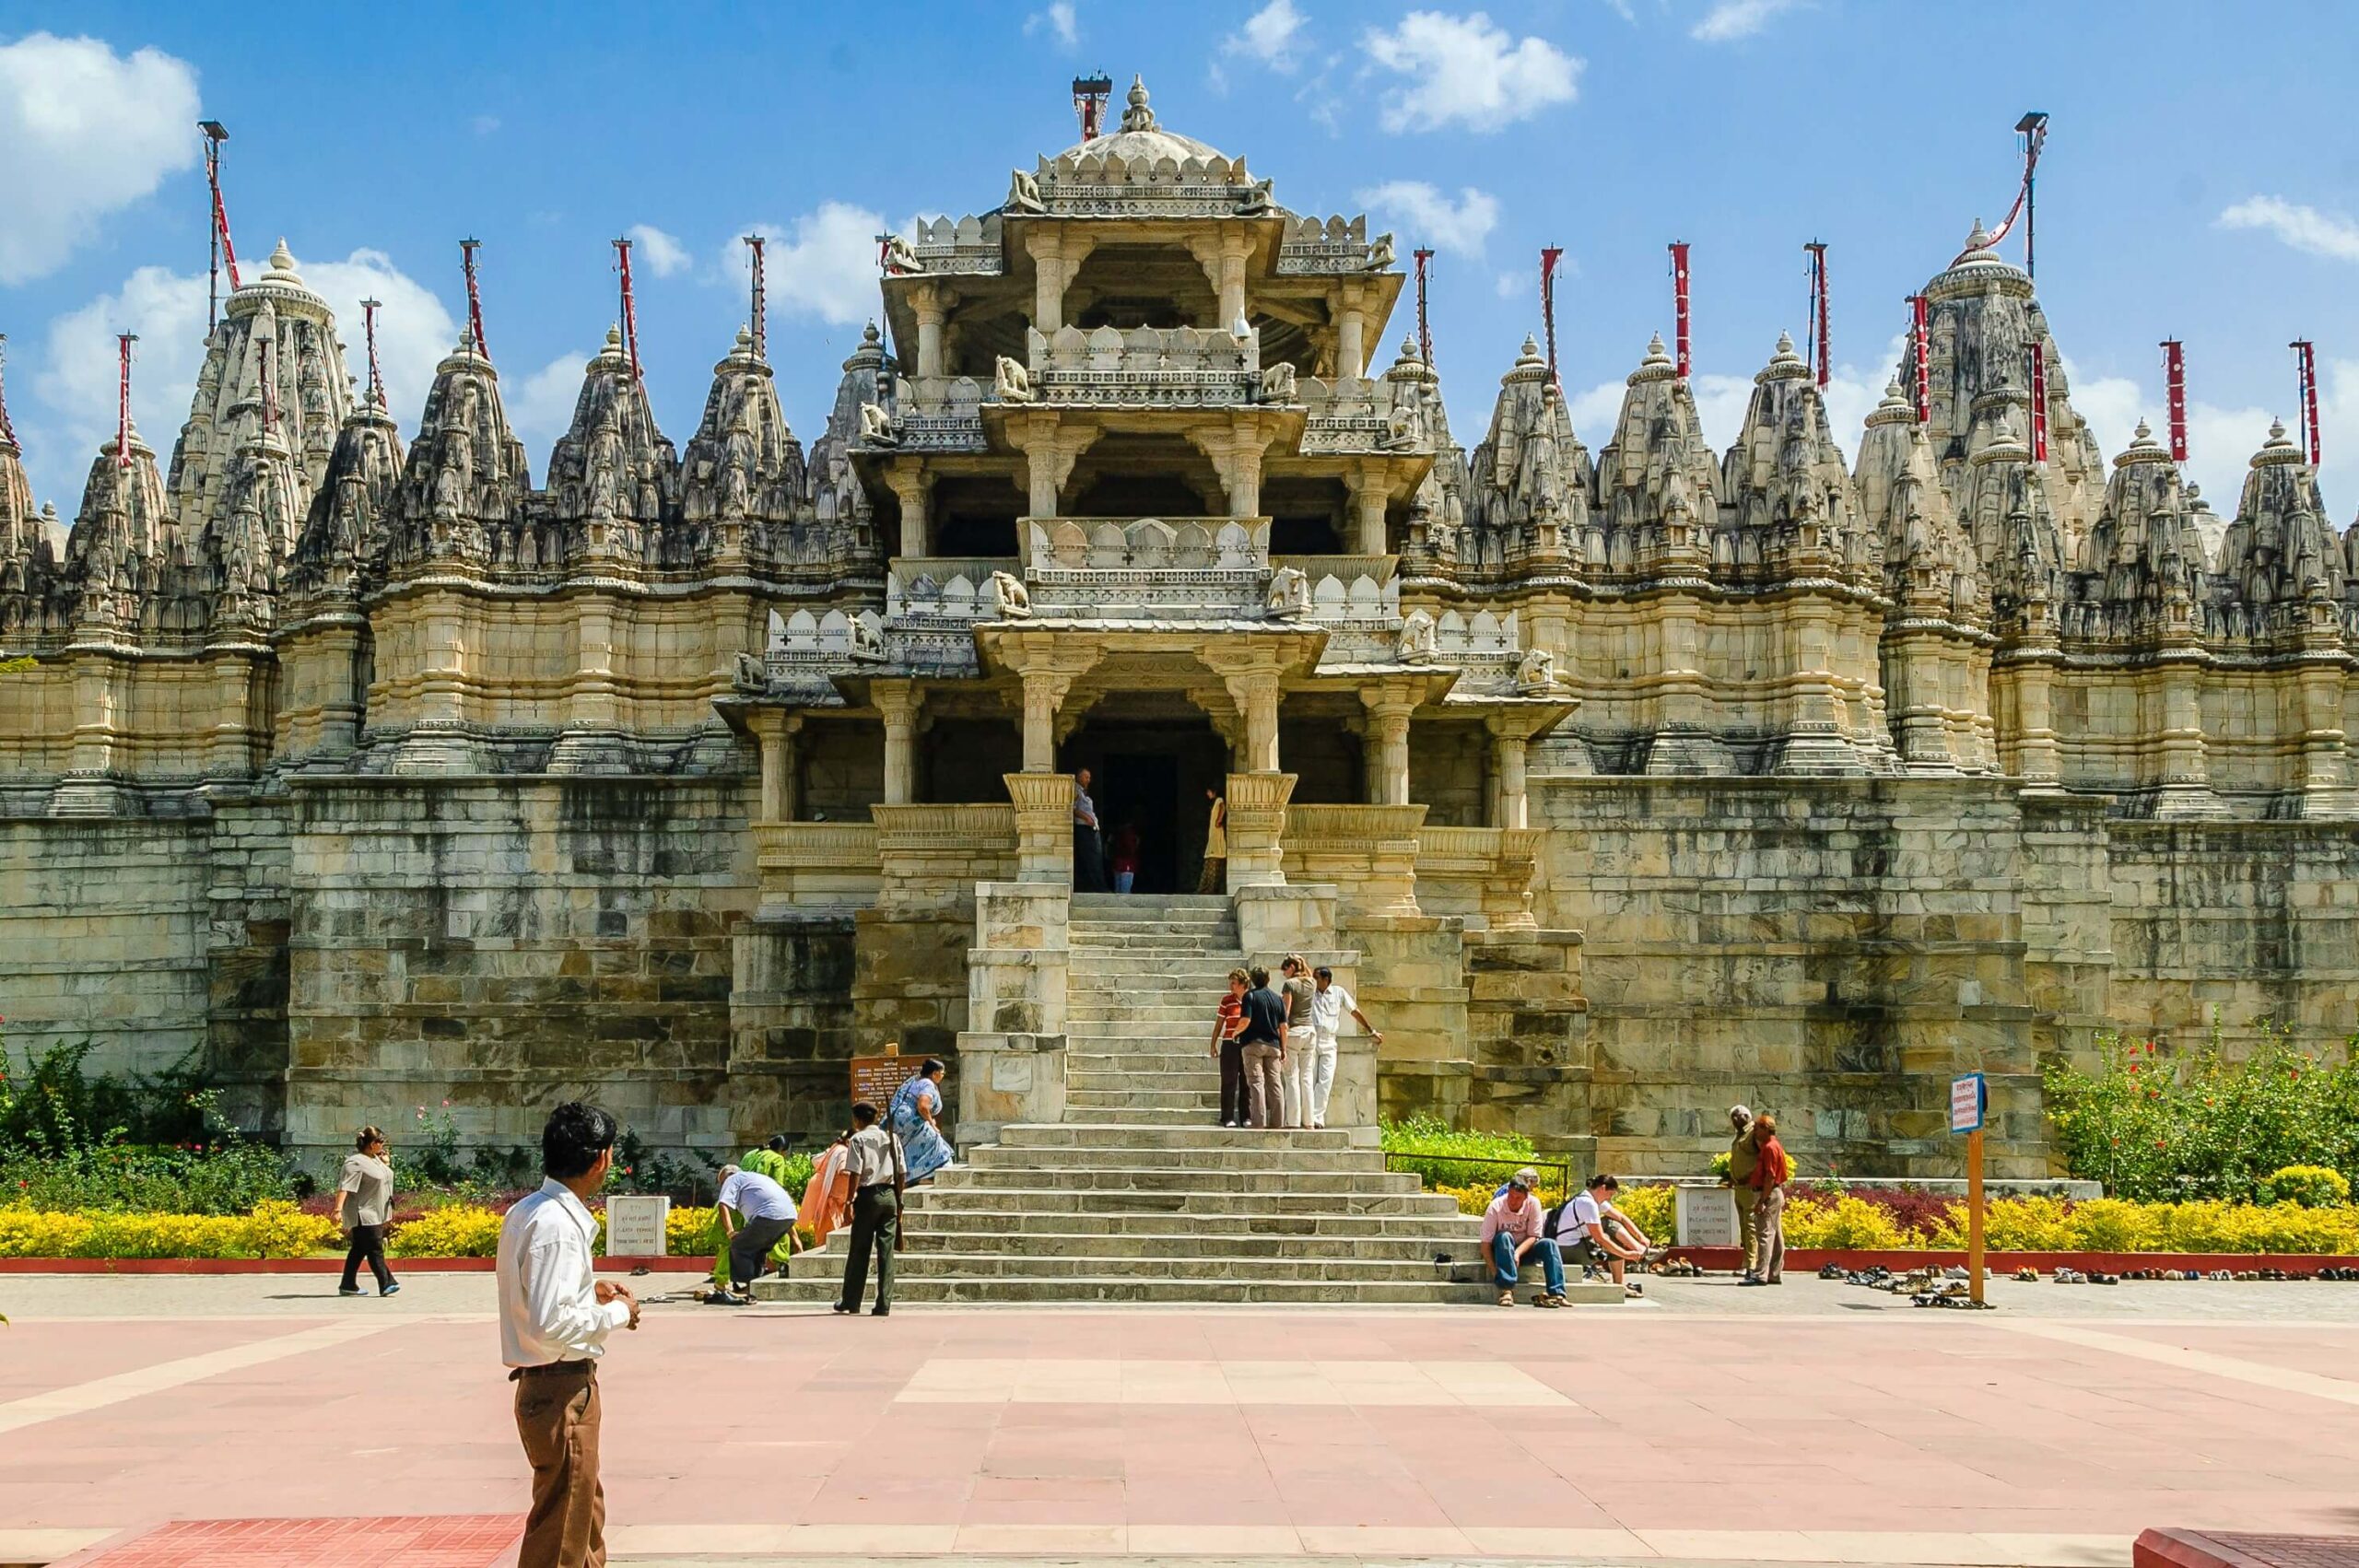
xmin=1060 ymin=712 xmax=1229 ymax=895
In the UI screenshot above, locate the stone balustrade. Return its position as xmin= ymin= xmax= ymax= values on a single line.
xmin=1282 ymin=803 xmax=1427 ymax=918
xmin=1022 ymin=325 xmax=1262 ymax=408
xmin=887 ymin=558 xmax=1021 ymax=623
xmin=1414 ymin=825 xmax=1543 ymax=931
xmin=872 ymin=802 xmax=1015 ymax=911
xmin=890 ymin=376 xmax=988 ymax=451
xmin=902 ymin=214 xmax=1006 ymax=275
xmin=1275 ymin=214 xmax=1382 ymax=274
xmin=752 ymin=821 xmax=880 ymax=917
xmin=1027 ymin=518 xmax=1266 ymax=575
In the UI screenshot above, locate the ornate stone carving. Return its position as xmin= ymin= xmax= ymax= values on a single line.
xmin=1265 ymin=564 xmax=1310 ymax=619
xmin=990 ymin=568 xmax=1032 ymax=620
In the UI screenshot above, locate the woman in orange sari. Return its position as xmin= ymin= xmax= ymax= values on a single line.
xmin=798 ymin=1132 xmax=852 ymax=1246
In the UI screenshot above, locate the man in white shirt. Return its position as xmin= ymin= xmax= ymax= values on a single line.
xmin=497 ymin=1102 xmax=640 ymax=1568
xmin=833 ymin=1100 xmax=905 ymax=1316
xmin=1552 ymin=1173 xmax=1649 ymax=1298
xmin=1301 ymin=965 xmax=1380 ymax=1130
xmin=712 ymin=1162 xmax=797 ymax=1301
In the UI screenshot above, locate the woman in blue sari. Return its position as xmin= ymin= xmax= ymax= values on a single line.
xmin=889 ymin=1058 xmax=954 ymax=1184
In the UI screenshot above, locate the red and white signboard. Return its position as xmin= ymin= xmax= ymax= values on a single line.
xmin=1950 ymin=1072 xmax=1985 ymax=1135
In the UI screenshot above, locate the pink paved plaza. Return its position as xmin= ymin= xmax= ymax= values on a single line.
xmin=5 ymin=1276 xmax=2359 ymax=1565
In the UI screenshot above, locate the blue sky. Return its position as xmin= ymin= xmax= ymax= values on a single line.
xmin=6 ymin=1 xmax=2359 ymax=523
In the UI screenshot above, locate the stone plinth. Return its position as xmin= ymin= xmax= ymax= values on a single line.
xmin=1003 ymin=772 xmax=1075 ymax=884
xmin=874 ymin=803 xmax=1015 ymax=912
xmin=753 ymin=821 xmax=879 ymax=916
xmin=1284 ymin=803 xmax=1426 ymax=919
xmin=1223 ymin=771 xmax=1294 ymax=889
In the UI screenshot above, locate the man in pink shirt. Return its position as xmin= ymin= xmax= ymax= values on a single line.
xmin=1479 ymin=1167 xmax=1566 ymax=1308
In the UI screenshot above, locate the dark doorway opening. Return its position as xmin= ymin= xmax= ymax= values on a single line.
xmin=1061 ymin=716 xmax=1229 ymax=895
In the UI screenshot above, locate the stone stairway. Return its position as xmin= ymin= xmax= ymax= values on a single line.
xmin=752 ymin=893 xmax=1616 ymax=1305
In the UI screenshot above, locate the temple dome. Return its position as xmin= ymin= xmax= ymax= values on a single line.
xmin=1053 ymin=75 xmax=1225 ymax=165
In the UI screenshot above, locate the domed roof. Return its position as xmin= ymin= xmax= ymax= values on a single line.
xmin=1053 ymin=76 xmax=1225 ymax=165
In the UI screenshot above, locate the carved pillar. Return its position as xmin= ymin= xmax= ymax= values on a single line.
xmin=1223 ymin=770 xmax=1296 ymax=891
xmin=1189 ymin=229 xmax=1253 ymax=329
xmin=874 ymin=679 xmax=921 ymax=805
xmin=1337 ymin=281 xmax=1369 ymax=380
xmin=998 ymin=638 xmax=1099 ymax=772
xmin=1004 ymin=770 xmax=1076 ymax=883
xmin=747 ymin=709 xmax=801 ymax=822
xmin=910 ymin=284 xmax=950 ymax=381
xmin=1348 ymin=462 xmax=1390 ymax=556
xmin=1189 ymin=426 xmax=1268 ymax=519
xmin=1488 ymin=719 xmax=1530 ymax=830
xmin=2005 ymin=658 xmax=2062 ymax=790
xmin=1359 ymin=689 xmax=1416 ymax=806
xmin=1008 ymin=415 xmax=1098 ymax=521
xmin=1026 ymin=230 xmax=1096 ymax=333
xmin=1202 ymin=646 xmax=1285 ymax=775
xmin=886 ymin=464 xmax=929 ymax=559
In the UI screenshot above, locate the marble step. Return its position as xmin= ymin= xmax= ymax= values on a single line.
xmin=1071 ymin=895 xmax=1231 ymax=914
xmin=1065 ymin=1000 xmax=1228 ymax=1020
xmin=749 ymin=1275 xmax=1606 ymax=1306
xmin=957 ymin=1131 xmax=1378 ymax=1169
xmin=835 ymin=1229 xmax=1479 ymax=1264
xmin=1067 ymin=1053 xmax=1232 ymax=1075
xmin=998 ymin=1122 xmax=1360 ymax=1150
xmin=902 ymin=1184 xmax=1464 ymax=1218
xmin=1062 ymin=1089 xmax=1225 ymax=1112
xmin=1065 ymin=1019 xmax=1237 ymax=1041
xmin=944 ymin=1160 xmax=1412 ymax=1190
xmin=1072 ymin=934 xmax=1240 ymax=953
xmin=898 ymin=1208 xmax=1479 ymax=1240
xmin=779 ymin=1246 xmax=1495 ymax=1284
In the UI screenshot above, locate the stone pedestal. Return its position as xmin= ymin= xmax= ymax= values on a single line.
xmin=1223 ymin=771 xmax=1294 ymax=890
xmin=957 ymin=879 xmax=1073 ymax=1142
xmin=1005 ymin=771 xmax=1075 ymax=884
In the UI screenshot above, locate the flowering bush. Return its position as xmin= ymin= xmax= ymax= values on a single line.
xmin=2042 ymin=1023 xmax=2359 ymax=1200
xmin=385 ymin=1205 xmax=505 ymax=1258
xmin=0 ymin=1199 xmax=335 ymax=1259
xmin=1381 ymin=1117 xmax=1544 ymax=1190
xmin=2260 ymin=1165 xmax=2352 ymax=1209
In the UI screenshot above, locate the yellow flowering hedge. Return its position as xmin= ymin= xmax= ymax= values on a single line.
xmin=0 ymin=1200 xmax=336 ymax=1259
xmin=0 ymin=1199 xmax=723 ymax=1260
xmin=1426 ymin=1181 xmax=2359 ymax=1255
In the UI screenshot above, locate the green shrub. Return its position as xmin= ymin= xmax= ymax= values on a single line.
xmin=0 ymin=1141 xmax=294 ymax=1216
xmin=2042 ymin=1022 xmax=2359 ymax=1201
xmin=2259 ymin=1164 xmax=2351 ymax=1209
xmin=1380 ymin=1115 xmax=1543 ymax=1189
xmin=0 ymin=1038 xmax=217 ymax=1154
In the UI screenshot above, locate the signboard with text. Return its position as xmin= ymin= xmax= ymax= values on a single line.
xmin=1675 ymin=1186 xmax=1739 ymax=1249
xmin=604 ymin=1194 xmax=670 ymax=1258
xmin=851 ymin=1048 xmax=910 ymax=1112
xmin=1950 ymin=1072 xmax=1986 ymax=1135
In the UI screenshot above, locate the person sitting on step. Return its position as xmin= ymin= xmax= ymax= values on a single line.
xmin=1481 ymin=1167 xmax=1567 ymax=1307
xmin=1552 ymin=1174 xmax=1649 ymax=1298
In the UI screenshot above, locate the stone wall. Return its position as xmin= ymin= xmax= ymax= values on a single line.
xmin=1536 ymin=776 xmax=2053 ymax=1179
xmin=282 ymin=777 xmax=757 ymax=1162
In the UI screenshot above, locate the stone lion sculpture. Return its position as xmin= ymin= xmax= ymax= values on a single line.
xmin=1396 ymin=607 xmax=1438 ymax=663
xmin=994 ymin=356 xmax=1035 ymax=404
xmin=1515 ymin=647 xmax=1563 ymax=695
xmin=857 ymin=403 xmax=898 ymax=445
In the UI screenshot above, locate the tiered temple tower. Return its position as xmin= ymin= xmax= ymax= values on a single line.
xmin=0 ymin=77 xmax=2353 ymax=1185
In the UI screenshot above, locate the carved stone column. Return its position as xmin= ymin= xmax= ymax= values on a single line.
xmin=1188 ymin=228 xmax=1253 ymax=328
xmin=1202 ymin=645 xmax=1285 ymax=774
xmin=1489 ymin=720 xmax=1531 ymax=830
xmin=886 ymin=464 xmax=929 ymax=559
xmin=1348 ymin=461 xmax=1390 ymax=556
xmin=1223 ymin=770 xmax=1296 ymax=890
xmin=1337 ymin=280 xmax=1369 ymax=379
xmin=1006 ymin=414 xmax=1099 ymax=520
xmin=909 ymin=283 xmax=951 ymax=381
xmin=1026 ymin=230 xmax=1097 ymax=333
xmin=1004 ymin=770 xmax=1076 ymax=883
xmin=746 ymin=709 xmax=801 ymax=822
xmin=1359 ymin=689 xmax=1416 ymax=806
xmin=1188 ymin=426 xmax=1268 ymax=519
xmin=997 ymin=637 xmax=1100 ymax=772
xmin=873 ymin=679 xmax=922 ymax=805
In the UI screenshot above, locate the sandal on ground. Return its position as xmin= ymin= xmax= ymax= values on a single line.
xmin=1496 ymin=1289 xmax=1516 ymax=1307
xmin=1532 ymin=1293 xmax=1564 ymax=1308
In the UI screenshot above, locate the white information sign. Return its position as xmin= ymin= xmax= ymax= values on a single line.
xmin=604 ymin=1194 xmax=671 ymax=1258
xmin=1949 ymin=1072 xmax=1986 ymax=1135
xmin=1675 ymin=1185 xmax=1739 ymax=1248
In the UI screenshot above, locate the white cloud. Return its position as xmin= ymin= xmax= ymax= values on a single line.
xmin=1025 ymin=2 xmax=1079 ymax=48
xmin=27 ymin=249 xmax=458 ymax=509
xmin=0 ymin=33 xmax=201 ymax=285
xmin=2216 ymin=195 xmax=2359 ymax=264
xmin=1690 ymin=0 xmax=1802 ymax=42
xmin=470 ymin=113 xmax=500 ymax=136
xmin=507 ymin=349 xmax=593 ymax=457
xmin=628 ymin=224 xmax=692 ymax=278
xmin=1360 ymin=11 xmax=1580 ymax=134
xmin=1355 ymin=181 xmax=1498 ymax=258
xmin=739 ymin=202 xmax=886 ymax=327
xmin=1224 ymin=0 xmax=1309 ymax=73
xmin=1599 ymin=0 xmax=1636 ymax=19
xmin=1495 ymin=270 xmax=1526 ymax=300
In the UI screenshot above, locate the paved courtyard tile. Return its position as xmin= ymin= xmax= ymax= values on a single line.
xmin=1 ymin=1274 xmax=2357 ymax=1563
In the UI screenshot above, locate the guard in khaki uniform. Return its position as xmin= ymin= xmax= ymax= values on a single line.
xmin=833 ymin=1101 xmax=906 ymax=1316
xmin=1726 ymin=1105 xmax=1761 ymax=1278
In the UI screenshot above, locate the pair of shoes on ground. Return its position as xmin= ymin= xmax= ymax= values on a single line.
xmin=1737 ymin=1274 xmax=1781 ymax=1287
xmin=1530 ymin=1292 xmax=1566 ymax=1308
xmin=831 ymin=1303 xmax=891 ymax=1316
xmin=339 ymin=1284 xmax=400 ymax=1297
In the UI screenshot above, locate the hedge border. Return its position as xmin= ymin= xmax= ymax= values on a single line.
xmin=0 ymin=1255 xmax=713 ymax=1274
xmin=1671 ymin=1246 xmax=2359 ymax=1274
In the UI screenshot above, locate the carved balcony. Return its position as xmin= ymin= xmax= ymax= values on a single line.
xmin=873 ymin=802 xmax=1018 ymax=912
xmin=1414 ymin=825 xmax=1543 ymax=932
xmin=1282 ymin=803 xmax=1427 ymax=919
xmin=1020 ymin=325 xmax=1266 ymax=409
xmin=753 ymin=821 xmax=880 ymax=917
